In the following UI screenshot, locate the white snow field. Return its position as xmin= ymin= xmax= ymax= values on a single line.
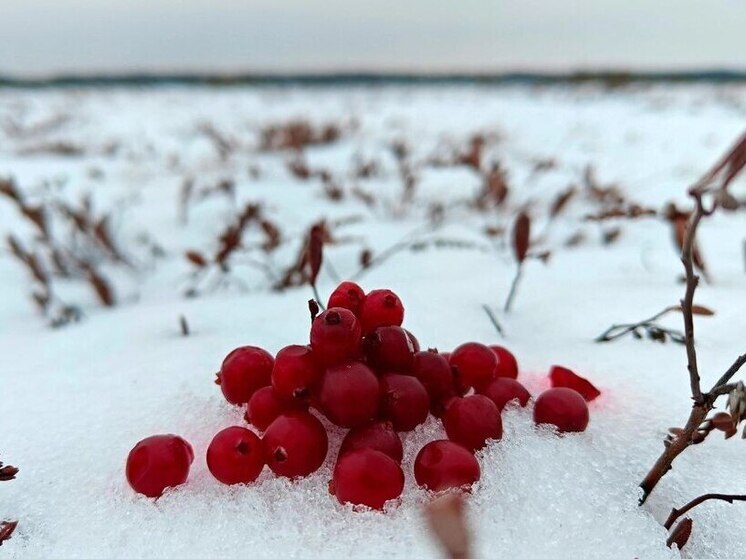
xmin=1 ymin=84 xmax=745 ymax=558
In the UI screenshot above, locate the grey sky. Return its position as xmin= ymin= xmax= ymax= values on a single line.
xmin=2 ymin=0 xmax=746 ymax=75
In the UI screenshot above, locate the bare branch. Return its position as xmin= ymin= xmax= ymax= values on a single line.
xmin=664 ymin=494 xmax=746 ymax=530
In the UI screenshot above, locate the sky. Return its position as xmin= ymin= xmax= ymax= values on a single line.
xmin=1 ymin=0 xmax=746 ymax=76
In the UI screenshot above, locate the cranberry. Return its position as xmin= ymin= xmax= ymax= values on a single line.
xmin=262 ymin=412 xmax=328 ymax=478
xmin=489 ymin=345 xmax=519 ymax=379
xmin=331 ymin=449 xmax=404 ymax=510
xmin=533 ymin=387 xmax=589 ymax=433
xmin=338 ymin=421 xmax=403 ymax=463
xmin=246 ymin=386 xmax=305 ymax=431
xmin=216 ymin=346 xmax=274 ymax=405
xmin=450 ymin=342 xmax=497 ymax=392
xmin=360 ymin=289 xmax=404 ymax=334
xmin=412 ymin=350 xmax=455 ymax=406
xmin=549 ymin=366 xmax=601 ymax=402
xmin=327 ymin=281 xmax=366 ymax=317
xmin=414 ymin=440 xmax=480 ymax=492
xmin=272 ymin=344 xmax=322 ymax=404
xmin=404 ymin=329 xmax=420 ymax=352
xmin=442 ymin=394 xmax=502 ymax=451
xmin=363 ymin=326 xmax=415 ymax=372
xmin=126 ymin=434 xmax=193 ymax=497
xmin=206 ymin=427 xmax=264 ymax=485
xmin=318 ymin=362 xmax=379 ymax=428
xmin=477 ymin=378 xmax=530 ymax=411
xmin=379 ymin=373 xmax=429 ymax=431
xmin=310 ymin=308 xmax=362 ymax=366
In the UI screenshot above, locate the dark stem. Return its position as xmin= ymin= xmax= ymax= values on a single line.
xmin=595 ymin=306 xmax=679 ymax=342
xmin=311 ymin=283 xmax=326 ymax=311
xmin=710 ymin=354 xmax=746 ymax=393
xmin=503 ymin=264 xmax=522 ymax=313
xmin=664 ymin=494 xmax=746 ymax=530
xmin=638 ymin=130 xmax=746 ymax=505
xmin=680 ymin=193 xmax=707 ymax=404
xmin=481 ymin=304 xmax=505 ymax=338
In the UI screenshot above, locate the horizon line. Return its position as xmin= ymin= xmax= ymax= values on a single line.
xmin=3 ymin=68 xmax=746 ymax=88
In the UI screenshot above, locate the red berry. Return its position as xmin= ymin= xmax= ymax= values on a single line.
xmin=318 ymin=362 xmax=379 ymax=428
xmin=332 ymin=449 xmax=404 ymax=510
xmin=533 ymin=387 xmax=589 ymax=433
xmin=216 ymin=346 xmax=274 ymax=405
xmin=310 ymin=308 xmax=362 ymax=366
xmin=414 ymin=440 xmax=480 ymax=492
xmin=327 ymin=281 xmax=366 ymax=317
xmin=262 ymin=412 xmax=328 ymax=478
xmin=489 ymin=345 xmax=519 ymax=379
xmin=272 ymin=345 xmax=322 ymax=404
xmin=338 ymin=421 xmax=403 ymax=463
xmin=450 ymin=342 xmax=497 ymax=392
xmin=412 ymin=350 xmax=455 ymax=406
xmin=246 ymin=386 xmax=305 ymax=431
xmin=442 ymin=394 xmax=502 ymax=451
xmin=379 ymin=373 xmax=429 ymax=431
xmin=548 ymin=366 xmax=601 ymax=402
xmin=206 ymin=426 xmax=264 ymax=485
xmin=477 ymin=378 xmax=530 ymax=411
xmin=125 ymin=434 xmax=193 ymax=497
xmin=360 ymin=289 xmax=404 ymax=334
xmin=404 ymin=329 xmax=420 ymax=352
xmin=363 ymin=326 xmax=415 ymax=372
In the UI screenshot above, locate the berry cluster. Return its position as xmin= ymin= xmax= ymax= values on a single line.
xmin=126 ymin=281 xmax=597 ymax=510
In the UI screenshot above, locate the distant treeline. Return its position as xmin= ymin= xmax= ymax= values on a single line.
xmin=1 ymin=70 xmax=746 ymax=89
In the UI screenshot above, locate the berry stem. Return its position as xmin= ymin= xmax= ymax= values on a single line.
xmin=311 ymin=283 xmax=326 ymax=311
xmin=481 ymin=304 xmax=505 ymax=338
xmin=503 ymin=264 xmax=522 ymax=313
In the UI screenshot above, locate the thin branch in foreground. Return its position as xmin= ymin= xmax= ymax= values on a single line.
xmin=664 ymin=494 xmax=746 ymax=530
xmin=638 ymin=130 xmax=746 ymax=505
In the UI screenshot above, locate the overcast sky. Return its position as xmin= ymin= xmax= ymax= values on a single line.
xmin=2 ymin=0 xmax=746 ymax=76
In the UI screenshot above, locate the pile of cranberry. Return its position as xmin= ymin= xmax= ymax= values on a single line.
xmin=126 ymin=282 xmax=596 ymax=510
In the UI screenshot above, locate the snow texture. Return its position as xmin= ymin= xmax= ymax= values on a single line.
xmin=1 ymin=84 xmax=745 ymax=558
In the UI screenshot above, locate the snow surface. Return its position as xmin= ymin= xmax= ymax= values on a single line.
xmin=1 ymin=84 xmax=745 ymax=558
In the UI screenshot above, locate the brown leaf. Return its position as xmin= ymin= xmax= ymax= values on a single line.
xmin=550 ymin=186 xmax=576 ymax=218
xmin=711 ymin=412 xmax=735 ymax=432
xmin=307 ymin=224 xmax=324 ymax=286
xmin=716 ymin=190 xmax=740 ymax=211
xmin=359 ymin=248 xmax=372 ymax=269
xmin=0 ymin=177 xmax=22 ymax=203
xmin=259 ymin=219 xmax=281 ymax=253
xmin=666 ymin=517 xmax=692 ymax=549
xmin=21 ymin=205 xmax=48 ymax=238
xmin=0 ymin=520 xmax=18 ymax=546
xmin=83 ymin=264 xmax=115 ymax=307
xmin=718 ymin=133 xmax=746 ymax=189
xmin=690 ymin=305 xmax=715 ymax=316
xmin=0 ymin=463 xmax=19 ymax=481
xmin=185 ymin=250 xmax=208 ymax=267
xmin=512 ymin=211 xmax=531 ymax=264
xmin=602 ymin=227 xmax=621 ymax=245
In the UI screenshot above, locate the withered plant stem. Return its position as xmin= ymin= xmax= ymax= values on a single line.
xmin=664 ymin=493 xmax=746 ymax=530
xmin=503 ymin=264 xmax=522 ymax=313
xmin=638 ymin=132 xmax=746 ymax=505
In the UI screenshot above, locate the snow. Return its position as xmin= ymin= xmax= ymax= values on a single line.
xmin=1 ymin=83 xmax=745 ymax=558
